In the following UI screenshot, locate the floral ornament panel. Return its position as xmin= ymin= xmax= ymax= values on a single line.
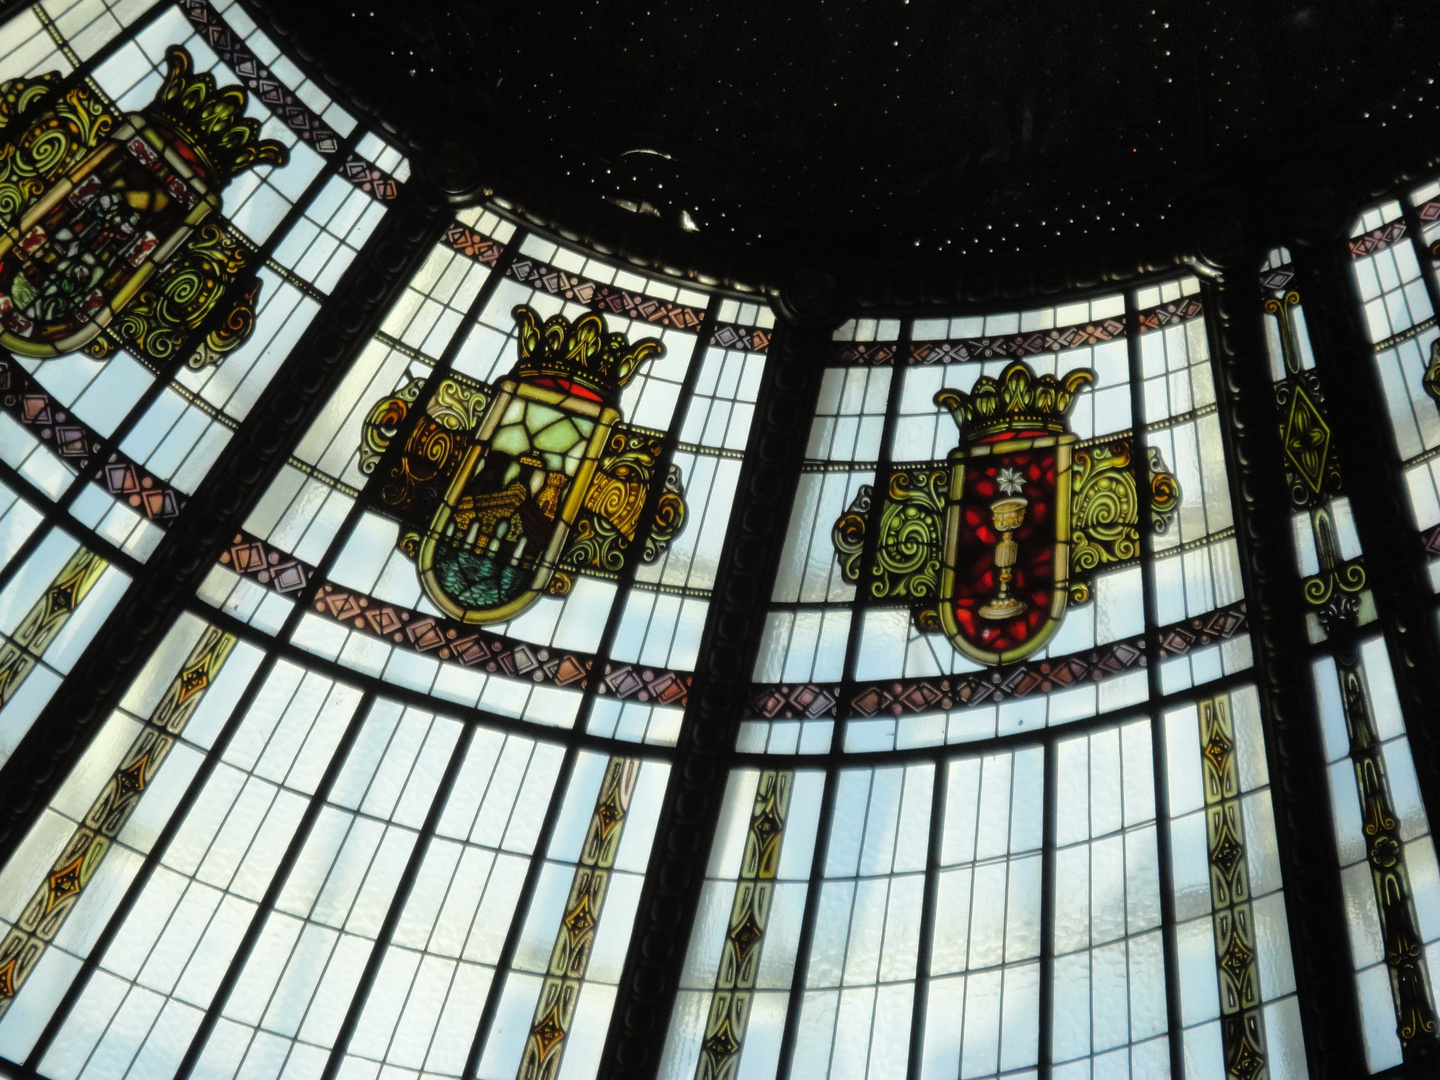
xmin=361 ymin=305 xmax=688 ymax=627
xmin=0 ymin=46 xmax=284 ymax=366
xmin=832 ymin=359 xmax=1180 ymax=666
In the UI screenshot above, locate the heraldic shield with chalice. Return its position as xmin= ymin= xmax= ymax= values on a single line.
xmin=360 ymin=305 xmax=688 ymax=626
xmin=0 ymin=46 xmax=284 ymax=361
xmin=833 ymin=360 xmax=1181 ymax=666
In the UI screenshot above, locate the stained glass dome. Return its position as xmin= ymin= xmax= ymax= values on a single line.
xmin=0 ymin=4 xmax=1435 ymax=1080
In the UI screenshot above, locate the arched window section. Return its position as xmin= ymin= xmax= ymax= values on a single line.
xmin=0 ymin=4 xmax=1433 ymax=1080
xmin=663 ymin=280 xmax=1307 ymax=1080
xmin=0 ymin=7 xmax=776 ymax=1064
xmin=1259 ymin=244 xmax=1440 ymax=1072
xmin=0 ymin=0 xmax=405 ymax=776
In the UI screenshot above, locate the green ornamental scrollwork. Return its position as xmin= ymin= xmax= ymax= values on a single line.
xmin=644 ymin=461 xmax=687 ymax=563
xmin=361 ymin=375 xmax=426 ymax=476
xmin=0 ymin=75 xmax=114 ymax=221
xmin=0 ymin=74 xmax=64 ymax=136
xmin=363 ymin=374 xmax=490 ymax=534
xmin=1068 ymin=441 xmax=1179 ymax=602
xmin=0 ymin=54 xmax=278 ymax=368
xmin=95 ymin=221 xmax=258 ymax=367
xmin=1070 ymin=442 xmax=1140 ymax=602
xmin=560 ymin=427 xmax=688 ymax=576
xmin=1301 ymin=556 xmax=1367 ymax=608
xmin=831 ymin=485 xmax=870 ymax=586
xmin=1149 ymin=445 xmax=1181 ymax=530
xmin=867 ymin=467 xmax=947 ymax=602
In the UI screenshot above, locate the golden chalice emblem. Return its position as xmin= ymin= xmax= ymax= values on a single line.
xmin=979 ymin=496 xmax=1028 ymax=620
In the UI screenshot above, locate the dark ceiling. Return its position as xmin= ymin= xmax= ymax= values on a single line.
xmin=260 ymin=0 xmax=1440 ymax=281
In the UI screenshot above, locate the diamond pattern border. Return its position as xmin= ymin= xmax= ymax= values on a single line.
xmin=710 ymin=323 xmax=771 ymax=353
xmin=0 ymin=358 xmax=184 ymax=523
xmin=217 ymin=550 xmax=701 ymax=706
xmin=508 ymin=257 xmax=704 ymax=331
xmin=180 ymin=0 xmax=402 ymax=201
xmin=440 ymin=221 xmax=505 ymax=265
xmin=826 ymin=298 xmax=1203 ymax=367
xmin=1260 ymin=265 xmax=1295 ymax=291
xmin=180 ymin=0 xmax=341 ymax=155
xmin=747 ymin=599 xmax=1247 ymax=720
xmin=1349 ymin=219 xmax=1408 ymax=258
xmin=1422 ymin=522 xmax=1440 ymax=557
xmin=219 ymin=532 xmax=689 ymax=706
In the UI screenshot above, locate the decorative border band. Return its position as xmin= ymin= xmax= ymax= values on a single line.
xmin=747 ymin=599 xmax=1248 ymax=721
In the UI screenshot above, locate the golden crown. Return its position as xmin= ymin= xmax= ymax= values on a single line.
xmin=512 ymin=305 xmax=664 ymax=401
xmin=146 ymin=47 xmax=288 ymax=184
xmin=935 ymin=360 xmax=1095 ymax=442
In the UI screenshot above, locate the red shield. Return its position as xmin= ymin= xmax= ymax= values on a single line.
xmin=939 ymin=434 xmax=1074 ymax=665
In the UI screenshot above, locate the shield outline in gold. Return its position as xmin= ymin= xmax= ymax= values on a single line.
xmin=0 ymin=113 xmax=220 ymax=359
xmin=936 ymin=430 xmax=1076 ymax=666
xmin=417 ymin=376 xmax=621 ymax=625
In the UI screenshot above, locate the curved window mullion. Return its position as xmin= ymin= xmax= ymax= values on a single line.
xmin=601 ymin=318 xmax=836 ymax=1080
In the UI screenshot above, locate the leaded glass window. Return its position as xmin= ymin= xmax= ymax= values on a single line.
xmin=664 ymin=282 xmax=1303 ymax=1080
xmin=0 ymin=4 xmax=1436 ymax=1080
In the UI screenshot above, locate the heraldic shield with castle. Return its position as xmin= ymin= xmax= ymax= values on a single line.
xmin=360 ymin=306 xmax=688 ymax=626
xmin=0 ymin=45 xmax=283 ymax=366
xmin=833 ymin=360 xmax=1181 ymax=666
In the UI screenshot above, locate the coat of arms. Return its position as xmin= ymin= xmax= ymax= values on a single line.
xmin=0 ymin=46 xmax=284 ymax=365
xmin=833 ymin=360 xmax=1181 ymax=665
xmin=361 ymin=306 xmax=687 ymax=624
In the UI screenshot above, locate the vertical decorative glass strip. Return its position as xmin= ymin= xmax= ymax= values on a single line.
xmin=478 ymin=751 xmax=668 ymax=1080
xmin=0 ymin=546 xmax=107 ymax=707
xmin=36 ymin=669 xmax=367 ymax=1080
xmin=519 ymin=756 xmax=638 ymax=1080
xmin=1314 ymin=642 xmax=1440 ymax=1071
xmin=695 ymin=770 xmax=790 ymax=1080
xmin=660 ymin=769 xmax=825 ymax=1080
xmin=0 ymin=621 xmax=235 ymax=1019
xmin=1164 ymin=687 xmax=1306 ymax=1079
xmin=0 ymin=535 xmax=127 ymax=766
xmin=1259 ymin=249 xmax=1374 ymax=638
xmin=20 ymin=661 xmax=366 ymax=1073
xmin=1271 ymin=228 xmax=1440 ymax=1070
xmin=1198 ymin=695 xmax=1267 ymax=1074
xmin=0 ymin=613 xmax=264 ymax=1062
